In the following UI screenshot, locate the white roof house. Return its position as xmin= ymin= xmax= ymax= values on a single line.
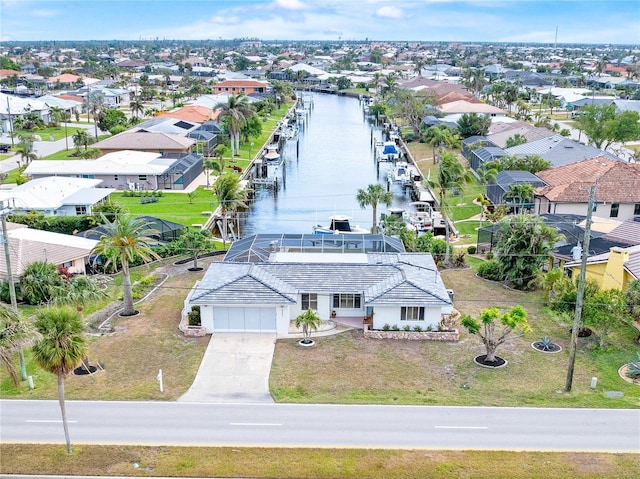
xmin=186 ymin=237 xmax=453 ymax=337
xmin=24 ymin=150 xmax=200 ymax=191
xmin=25 ymin=151 xmax=172 ymax=177
xmin=0 ymin=177 xmax=114 ymax=216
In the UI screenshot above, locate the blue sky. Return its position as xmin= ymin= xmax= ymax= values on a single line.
xmin=1 ymin=0 xmax=639 ymax=44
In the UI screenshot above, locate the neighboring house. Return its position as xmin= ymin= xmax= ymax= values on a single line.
xmin=24 ymin=150 xmax=203 ymax=191
xmin=184 ymin=234 xmax=453 ymax=336
xmin=159 ymin=105 xmax=215 ymax=123
xmin=534 ymin=157 xmax=640 ymax=220
xmin=565 ymin=244 xmax=640 ymax=291
xmin=486 ymin=123 xmax=555 ymax=149
xmin=212 ymin=79 xmax=269 ymax=95
xmin=437 ymin=100 xmax=505 ymax=116
xmin=0 ymin=222 xmax=98 ymax=281
xmin=505 ymin=135 xmax=621 ymax=167
xmin=0 ymin=177 xmax=114 ymax=216
xmin=130 ymin=117 xmax=217 ymax=155
xmin=0 ymin=92 xmax=51 ymax=133
xmin=486 ymin=171 xmax=547 ymax=211
xmin=47 ymin=73 xmax=83 ymax=88
xmin=93 ymin=130 xmax=196 ymax=156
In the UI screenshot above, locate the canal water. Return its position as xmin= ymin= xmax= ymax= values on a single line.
xmin=240 ymin=93 xmax=413 ymax=236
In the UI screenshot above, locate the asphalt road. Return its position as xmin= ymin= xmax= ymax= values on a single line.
xmin=1 ymin=400 xmax=639 ymax=452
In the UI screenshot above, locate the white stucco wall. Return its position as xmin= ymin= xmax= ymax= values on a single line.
xmin=372 ymin=305 xmax=443 ymax=330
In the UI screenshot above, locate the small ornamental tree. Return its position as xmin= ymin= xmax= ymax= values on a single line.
xmin=461 ymin=305 xmax=530 ymax=363
xmin=295 ymin=308 xmax=321 ymax=345
xmin=179 ymin=228 xmax=214 ymax=270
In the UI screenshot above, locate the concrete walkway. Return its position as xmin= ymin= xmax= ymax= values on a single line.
xmin=179 ymin=333 xmax=277 ymax=403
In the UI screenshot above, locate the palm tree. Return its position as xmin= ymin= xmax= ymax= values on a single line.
xmin=427 ymin=151 xmax=470 ymax=264
xmin=422 ymin=125 xmax=460 ymax=164
xmin=214 ymin=174 xmax=248 ymax=249
xmin=295 ymin=308 xmax=322 ymax=345
xmin=215 ymin=94 xmax=254 ymax=159
xmin=0 ymin=304 xmax=38 ymax=387
xmin=91 ymin=214 xmax=160 ymax=316
xmin=54 ymin=275 xmax=107 ymax=312
xmin=203 ymin=158 xmax=221 ymax=189
xmin=382 ymin=74 xmax=397 ymax=99
xmin=506 ymin=182 xmax=535 ymax=215
xmin=15 ymin=135 xmax=37 ymax=166
xmin=32 ymin=306 xmax=87 ymax=454
xmin=72 ymin=129 xmax=91 ymax=152
xmin=356 ymin=183 xmax=393 ymax=234
xmin=129 ymin=95 xmax=144 ymax=118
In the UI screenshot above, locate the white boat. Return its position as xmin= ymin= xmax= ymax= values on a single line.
xmin=379 ymin=141 xmax=400 ymax=161
xmin=386 ymin=202 xmax=436 ymax=232
xmin=389 ymin=161 xmax=410 ymax=184
xmin=406 ymin=202 xmax=436 ymax=232
xmin=313 ymin=215 xmax=370 ymax=235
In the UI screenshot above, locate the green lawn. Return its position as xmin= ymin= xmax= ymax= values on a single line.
xmin=2 ymin=444 xmax=639 ymax=479
xmin=12 ymin=125 xmax=88 ymax=142
xmin=111 ymin=188 xmax=217 ymax=226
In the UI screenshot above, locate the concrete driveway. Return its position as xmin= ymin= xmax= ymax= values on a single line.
xmin=179 ymin=333 xmax=276 ymax=403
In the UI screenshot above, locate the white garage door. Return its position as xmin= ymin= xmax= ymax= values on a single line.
xmin=212 ymin=307 xmax=277 ymax=333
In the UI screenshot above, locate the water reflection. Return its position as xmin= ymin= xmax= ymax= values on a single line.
xmin=240 ymin=93 xmax=411 ymax=236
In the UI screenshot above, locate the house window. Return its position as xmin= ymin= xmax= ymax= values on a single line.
xmin=75 ymin=206 xmax=87 ymax=215
xmin=301 ymin=293 xmax=317 ymax=311
xmin=610 ymin=203 xmax=619 ymax=218
xmin=114 ymin=175 xmax=119 ymax=181
xmin=401 ymin=307 xmax=425 ymax=321
xmin=332 ymin=293 xmax=361 ymax=309
xmin=634 ymin=203 xmax=640 ymax=216
xmin=138 ymin=175 xmax=147 ymax=181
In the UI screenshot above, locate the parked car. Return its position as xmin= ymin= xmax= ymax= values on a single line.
xmin=0 ymin=144 xmax=11 ymax=153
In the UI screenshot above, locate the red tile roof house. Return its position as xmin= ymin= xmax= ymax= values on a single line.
xmin=213 ymin=80 xmax=270 ymax=95
xmin=534 ymin=157 xmax=640 ymax=221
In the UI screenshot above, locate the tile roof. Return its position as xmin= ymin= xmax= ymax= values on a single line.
xmin=604 ymin=218 xmax=640 ymax=245
xmin=438 ymin=100 xmax=504 ymax=114
xmin=535 ymin=157 xmax=640 ymax=203
xmin=190 ymin=253 xmax=452 ymax=308
xmin=0 ymin=225 xmax=97 ymax=278
xmin=94 ymin=131 xmax=196 ymax=150
xmin=505 ymin=135 xmax=621 ymax=166
xmin=159 ymin=105 xmax=214 ymax=123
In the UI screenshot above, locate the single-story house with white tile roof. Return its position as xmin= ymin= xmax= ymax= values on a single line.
xmin=24 ymin=150 xmax=203 ymax=191
xmin=185 ymin=246 xmax=453 ymax=336
xmin=0 ymin=177 xmax=114 ymax=216
xmin=0 ymin=222 xmax=98 ymax=281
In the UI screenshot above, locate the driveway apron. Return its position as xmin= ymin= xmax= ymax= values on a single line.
xmin=179 ymin=333 xmax=276 ymax=403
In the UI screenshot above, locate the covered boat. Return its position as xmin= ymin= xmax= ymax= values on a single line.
xmin=313 ymin=215 xmax=370 ymax=234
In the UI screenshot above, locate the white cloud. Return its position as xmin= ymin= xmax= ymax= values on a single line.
xmin=271 ymin=0 xmax=310 ymax=10
xmin=30 ymin=9 xmax=58 ymax=18
xmin=375 ymin=6 xmax=404 ymax=19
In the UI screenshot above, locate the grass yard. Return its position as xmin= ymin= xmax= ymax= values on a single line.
xmin=12 ymin=126 xmax=81 ymax=142
xmin=0 ymin=259 xmax=213 ymax=400
xmin=270 ymin=268 xmax=640 ymax=409
xmin=1 ymin=444 xmax=638 ymax=479
xmin=111 ymin=187 xmax=217 ymax=226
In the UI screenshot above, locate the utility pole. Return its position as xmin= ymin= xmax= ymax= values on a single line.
xmin=565 ymin=182 xmax=597 ymax=392
xmin=0 ymin=199 xmax=26 ymax=380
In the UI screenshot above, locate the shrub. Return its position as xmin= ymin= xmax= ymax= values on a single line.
xmin=625 ymin=353 xmax=640 ymax=380
xmin=188 ymin=305 xmax=201 ymax=326
xmin=486 ymin=251 xmax=494 ymax=260
xmin=382 ymin=323 xmax=390 ymax=331
xmin=403 ymin=325 xmax=411 ymax=331
xmin=413 ymin=325 xmax=423 ymax=332
xmin=467 ymin=245 xmax=477 ymax=254
xmin=451 ymin=252 xmax=466 ymax=268
xmin=391 ymin=324 xmax=400 ymax=331
xmin=477 ymin=259 xmax=503 ymax=281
